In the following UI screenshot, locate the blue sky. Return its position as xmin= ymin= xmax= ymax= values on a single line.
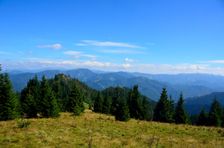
xmin=1 ymin=0 xmax=224 ymax=74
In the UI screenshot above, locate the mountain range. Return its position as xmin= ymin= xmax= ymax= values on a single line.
xmin=8 ymin=68 xmax=224 ymax=114
xmin=8 ymin=68 xmax=224 ymax=100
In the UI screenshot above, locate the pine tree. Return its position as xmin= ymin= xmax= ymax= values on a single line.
xmin=167 ymin=95 xmax=175 ymax=123
xmin=39 ymin=76 xmax=59 ymax=117
xmin=153 ymin=88 xmax=173 ymax=122
xmin=67 ymin=83 xmax=84 ymax=115
xmin=102 ymin=94 xmax=112 ymax=114
xmin=51 ymin=74 xmax=71 ymax=112
xmin=175 ymin=93 xmax=188 ymax=124
xmin=20 ymin=76 xmax=40 ymax=118
xmin=115 ymin=97 xmax=130 ymax=121
xmin=142 ymin=97 xmax=153 ymax=121
xmin=196 ymin=108 xmax=208 ymax=126
xmin=93 ymin=92 xmax=103 ymax=113
xmin=128 ymin=85 xmax=143 ymax=120
xmin=0 ymin=68 xmax=19 ymax=120
xmin=208 ymin=99 xmax=222 ymax=127
xmin=221 ymin=108 xmax=224 ymax=127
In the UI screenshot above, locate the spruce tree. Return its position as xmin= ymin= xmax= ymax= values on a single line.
xmin=168 ymin=96 xmax=175 ymax=122
xmin=196 ymin=108 xmax=208 ymax=126
xmin=175 ymin=93 xmax=188 ymax=124
xmin=153 ymin=88 xmax=172 ymax=122
xmin=20 ymin=76 xmax=40 ymax=118
xmin=115 ymin=97 xmax=130 ymax=121
xmin=51 ymin=74 xmax=71 ymax=112
xmin=39 ymin=76 xmax=59 ymax=117
xmin=102 ymin=94 xmax=112 ymax=114
xmin=142 ymin=97 xmax=153 ymax=121
xmin=221 ymin=108 xmax=224 ymax=127
xmin=128 ymin=85 xmax=143 ymax=120
xmin=0 ymin=69 xmax=19 ymax=120
xmin=93 ymin=92 xmax=103 ymax=113
xmin=67 ymin=83 xmax=84 ymax=115
xmin=208 ymin=99 xmax=222 ymax=127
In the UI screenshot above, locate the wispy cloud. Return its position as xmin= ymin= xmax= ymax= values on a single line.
xmin=76 ymin=40 xmax=142 ymax=48
xmin=37 ymin=43 xmax=62 ymax=50
xmin=204 ymin=60 xmax=224 ymax=64
xmin=64 ymin=50 xmax=97 ymax=59
xmin=100 ymin=49 xmax=145 ymax=54
xmin=124 ymin=58 xmax=134 ymax=63
xmin=4 ymin=57 xmax=224 ymax=75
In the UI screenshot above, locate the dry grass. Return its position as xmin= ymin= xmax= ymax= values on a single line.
xmin=0 ymin=110 xmax=224 ymax=147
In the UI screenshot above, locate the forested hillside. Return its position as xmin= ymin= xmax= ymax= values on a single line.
xmin=9 ymin=69 xmax=224 ymax=100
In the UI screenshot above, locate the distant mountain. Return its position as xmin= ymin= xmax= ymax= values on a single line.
xmin=9 ymin=70 xmax=62 ymax=91
xmin=185 ymin=92 xmax=224 ymax=115
xmin=8 ymin=69 xmax=224 ymax=101
xmin=134 ymin=73 xmax=224 ymax=92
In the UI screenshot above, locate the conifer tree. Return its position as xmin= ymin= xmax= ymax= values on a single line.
xmin=196 ymin=108 xmax=208 ymax=126
xmin=0 ymin=66 xmax=19 ymax=120
xmin=67 ymin=83 xmax=84 ymax=115
xmin=153 ymin=88 xmax=172 ymax=122
xmin=115 ymin=97 xmax=130 ymax=121
xmin=128 ymin=85 xmax=143 ymax=120
xmin=175 ymin=93 xmax=188 ymax=124
xmin=221 ymin=108 xmax=224 ymax=127
xmin=167 ymin=95 xmax=175 ymax=122
xmin=39 ymin=76 xmax=59 ymax=117
xmin=102 ymin=94 xmax=112 ymax=114
xmin=51 ymin=74 xmax=71 ymax=112
xmin=20 ymin=76 xmax=40 ymax=118
xmin=208 ymin=99 xmax=222 ymax=127
xmin=142 ymin=97 xmax=153 ymax=121
xmin=93 ymin=92 xmax=103 ymax=113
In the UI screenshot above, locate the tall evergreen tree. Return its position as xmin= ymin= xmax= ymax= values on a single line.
xmin=128 ymin=85 xmax=143 ymax=120
xmin=67 ymin=83 xmax=84 ymax=115
xmin=102 ymin=94 xmax=112 ymax=114
xmin=93 ymin=92 xmax=103 ymax=113
xmin=0 ymin=67 xmax=19 ymax=120
xmin=50 ymin=74 xmax=71 ymax=112
xmin=208 ymin=99 xmax=222 ymax=127
xmin=196 ymin=108 xmax=208 ymax=126
xmin=221 ymin=108 xmax=224 ymax=127
xmin=115 ymin=97 xmax=130 ymax=121
xmin=153 ymin=88 xmax=173 ymax=122
xmin=142 ymin=97 xmax=153 ymax=121
xmin=39 ymin=76 xmax=59 ymax=117
xmin=167 ymin=95 xmax=175 ymax=122
xmin=20 ymin=76 xmax=40 ymax=118
xmin=175 ymin=93 xmax=188 ymax=124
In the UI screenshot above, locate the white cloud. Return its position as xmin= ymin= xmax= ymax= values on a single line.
xmin=122 ymin=63 xmax=132 ymax=69
xmin=64 ymin=51 xmax=82 ymax=58
xmin=76 ymin=40 xmax=142 ymax=48
xmin=204 ymin=60 xmax=224 ymax=64
xmin=100 ymin=49 xmax=144 ymax=54
xmin=124 ymin=58 xmax=134 ymax=63
xmin=64 ymin=50 xmax=97 ymax=59
xmin=37 ymin=43 xmax=62 ymax=50
xmin=3 ymin=58 xmax=224 ymax=75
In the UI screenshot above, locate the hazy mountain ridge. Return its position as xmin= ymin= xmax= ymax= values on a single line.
xmin=185 ymin=92 xmax=224 ymax=115
xmin=9 ymin=69 xmax=224 ymax=101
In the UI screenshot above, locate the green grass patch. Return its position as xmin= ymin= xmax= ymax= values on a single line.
xmin=0 ymin=110 xmax=224 ymax=147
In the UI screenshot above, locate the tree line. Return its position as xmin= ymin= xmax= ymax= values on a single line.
xmin=93 ymin=85 xmax=154 ymax=121
xmin=153 ymin=88 xmax=224 ymax=127
xmin=0 ymin=66 xmax=224 ymax=128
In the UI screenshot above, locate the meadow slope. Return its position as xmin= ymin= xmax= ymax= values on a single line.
xmin=0 ymin=110 xmax=224 ymax=148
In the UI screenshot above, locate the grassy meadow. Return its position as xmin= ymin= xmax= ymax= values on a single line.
xmin=0 ymin=110 xmax=224 ymax=148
